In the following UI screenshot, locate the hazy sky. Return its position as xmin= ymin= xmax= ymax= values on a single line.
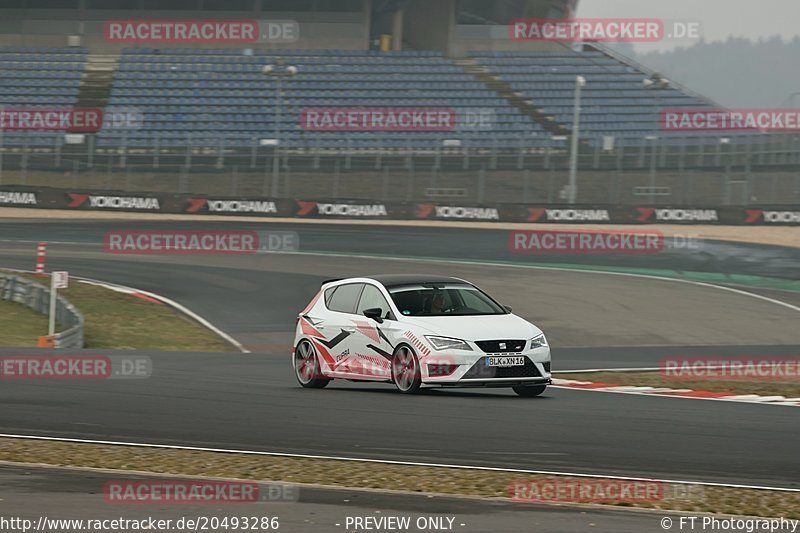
xmin=577 ymin=0 xmax=800 ymax=52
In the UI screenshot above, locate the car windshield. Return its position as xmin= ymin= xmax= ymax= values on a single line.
xmin=389 ymin=284 xmax=506 ymax=316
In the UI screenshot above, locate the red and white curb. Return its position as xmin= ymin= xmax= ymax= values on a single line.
xmin=78 ymin=279 xmax=161 ymax=304
xmin=552 ymin=378 xmax=800 ymax=407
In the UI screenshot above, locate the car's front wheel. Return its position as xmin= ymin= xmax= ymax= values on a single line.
xmin=391 ymin=345 xmax=422 ymax=394
xmin=294 ymin=340 xmax=330 ymax=389
xmin=512 ymin=384 xmax=547 ymax=397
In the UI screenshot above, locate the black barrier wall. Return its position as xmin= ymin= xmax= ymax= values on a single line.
xmin=1 ymin=186 xmax=799 ymax=226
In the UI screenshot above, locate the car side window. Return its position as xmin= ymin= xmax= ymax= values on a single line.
xmin=356 ymin=284 xmax=394 ymax=320
xmin=326 ymin=283 xmax=364 ymax=314
xmin=324 ymin=286 xmax=337 ymax=307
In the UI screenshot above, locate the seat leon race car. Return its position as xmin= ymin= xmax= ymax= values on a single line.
xmin=292 ymin=275 xmax=551 ymax=396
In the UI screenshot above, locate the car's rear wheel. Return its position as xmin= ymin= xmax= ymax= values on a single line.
xmin=391 ymin=345 xmax=422 ymax=394
xmin=512 ymin=384 xmax=547 ymax=397
xmin=294 ymin=340 xmax=330 ymax=388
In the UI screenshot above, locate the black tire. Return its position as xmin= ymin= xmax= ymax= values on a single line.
xmin=391 ymin=344 xmax=422 ymax=394
xmin=294 ymin=340 xmax=330 ymax=389
xmin=512 ymin=384 xmax=547 ymax=397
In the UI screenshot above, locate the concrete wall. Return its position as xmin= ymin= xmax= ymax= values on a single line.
xmin=403 ymin=0 xmax=455 ymax=55
xmin=449 ymin=24 xmax=571 ymax=56
xmin=0 ymin=8 xmax=369 ymax=51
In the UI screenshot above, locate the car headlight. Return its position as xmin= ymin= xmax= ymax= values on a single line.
xmin=530 ymin=334 xmax=548 ymax=349
xmin=424 ymin=336 xmax=473 ymax=351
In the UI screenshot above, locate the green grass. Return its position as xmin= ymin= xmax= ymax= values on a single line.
xmin=0 ymin=299 xmax=52 ymax=347
xmin=556 ymin=371 xmax=800 ymax=398
xmin=1 ymin=271 xmax=235 ymax=352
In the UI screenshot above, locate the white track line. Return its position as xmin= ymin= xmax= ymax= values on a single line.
xmin=0 ymin=433 xmax=796 ymax=493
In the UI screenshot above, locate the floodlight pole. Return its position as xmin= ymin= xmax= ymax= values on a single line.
xmin=272 ymin=75 xmax=282 ymax=197
xmin=568 ymin=76 xmax=586 ymax=205
xmin=643 ymin=74 xmax=670 ymax=203
xmin=263 ymin=60 xmax=297 ymax=197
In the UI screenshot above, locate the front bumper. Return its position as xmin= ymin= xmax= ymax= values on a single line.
xmin=421 ymin=347 xmax=551 ymax=385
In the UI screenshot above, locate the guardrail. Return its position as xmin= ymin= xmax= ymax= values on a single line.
xmin=0 ymin=273 xmax=84 ymax=349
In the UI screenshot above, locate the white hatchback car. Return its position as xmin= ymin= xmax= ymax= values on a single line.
xmin=292 ymin=275 xmax=551 ymax=396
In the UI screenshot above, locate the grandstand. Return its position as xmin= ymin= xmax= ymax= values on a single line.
xmin=99 ymin=47 xmax=549 ymax=150
xmin=0 ymin=0 xmax=797 ymax=206
xmin=0 ymin=46 xmax=87 ymax=146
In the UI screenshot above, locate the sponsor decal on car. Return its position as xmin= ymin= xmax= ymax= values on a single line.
xmin=186 ymin=198 xmax=278 ymax=214
xmin=417 ymin=203 xmax=500 ymax=221
xmin=636 ymin=207 xmax=718 ymax=223
xmin=402 ymin=331 xmax=431 ymax=356
xmin=353 ymin=320 xmax=381 ymax=343
xmin=0 ymin=191 xmax=37 ymax=206
xmin=527 ymin=208 xmax=611 ymax=223
xmin=296 ymin=201 xmax=388 ymax=217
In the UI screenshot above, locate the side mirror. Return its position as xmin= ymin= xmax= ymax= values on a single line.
xmin=363 ymin=307 xmax=384 ymax=323
xmin=503 ymin=305 xmax=513 ymax=313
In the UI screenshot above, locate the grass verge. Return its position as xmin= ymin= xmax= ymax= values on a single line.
xmin=1 ymin=271 xmax=234 ymax=352
xmin=0 ymin=438 xmax=797 ymax=518
xmin=0 ymin=299 xmax=51 ymax=347
xmin=556 ymin=371 xmax=800 ymax=398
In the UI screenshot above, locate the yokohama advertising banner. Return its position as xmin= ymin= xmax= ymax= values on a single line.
xmin=0 ymin=186 xmax=798 ymax=225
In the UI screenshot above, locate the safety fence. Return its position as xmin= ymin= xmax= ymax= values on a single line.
xmin=0 ymin=272 xmax=84 ymax=349
xmin=1 ymin=136 xmax=799 ymax=206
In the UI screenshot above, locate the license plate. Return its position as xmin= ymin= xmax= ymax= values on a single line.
xmin=486 ymin=356 xmax=526 ymax=367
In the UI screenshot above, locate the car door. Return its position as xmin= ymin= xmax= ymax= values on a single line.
xmin=319 ymin=282 xmax=365 ymax=377
xmin=351 ymin=283 xmax=397 ymax=380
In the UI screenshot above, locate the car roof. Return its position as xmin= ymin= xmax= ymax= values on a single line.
xmin=363 ymin=274 xmax=468 ymax=288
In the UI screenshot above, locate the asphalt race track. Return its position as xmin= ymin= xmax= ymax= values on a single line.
xmin=0 ymin=219 xmax=799 ymax=491
xmin=1 ymin=349 xmax=799 ymax=489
